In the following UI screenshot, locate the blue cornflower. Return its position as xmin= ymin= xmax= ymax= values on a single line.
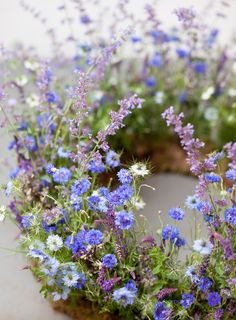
xmin=102 ymin=254 xmax=117 ymax=269
xmin=70 ymin=193 xmax=82 ymax=211
xmin=117 ymin=169 xmax=133 ymax=184
xmin=174 ymin=236 xmax=186 ymax=247
xmin=87 ymin=195 xmax=101 ymax=211
xmin=125 ymin=280 xmax=137 ymax=294
xmin=45 ymin=163 xmax=56 ymax=175
xmin=46 ymin=91 xmax=58 ymax=103
xmin=193 ymin=61 xmax=207 ymax=74
xmin=185 ymin=195 xmax=199 ymax=210
xmin=176 ymin=48 xmax=188 ymax=58
xmin=25 ymin=135 xmax=37 ymax=152
xmin=88 ymin=160 xmax=105 ymax=173
xmin=106 ymin=150 xmax=120 ymax=168
xmin=207 ymin=292 xmax=221 ymax=307
xmin=115 ymin=210 xmax=134 ymax=230
xmin=168 ymin=207 xmax=185 ymax=221
xmin=150 ymin=52 xmax=162 ymax=67
xmin=205 ymin=173 xmax=221 ymax=183
xmin=145 ymin=77 xmax=157 ymax=87
xmin=71 ymin=178 xmax=91 ymax=196
xmin=99 ymin=187 xmax=109 ymax=197
xmin=52 ymin=167 xmax=71 ymax=184
xmin=198 ymin=277 xmax=212 ymax=293
xmin=225 ymin=169 xmax=236 ymax=180
xmin=107 ymin=185 xmax=133 ymax=207
xmin=65 ymin=230 xmax=87 ymax=254
xmin=196 ymin=201 xmax=213 ymax=214
xmin=57 ymin=147 xmax=70 ymax=158
xmin=112 ymin=287 xmax=136 ymax=306
xmin=224 ymin=207 xmax=236 ymax=225
xmin=85 ymin=229 xmax=103 ymax=245
xmin=181 ymin=293 xmax=194 ymax=309
xmin=162 ymin=225 xmax=179 ymax=240
xmin=153 ymin=302 xmax=171 ymax=320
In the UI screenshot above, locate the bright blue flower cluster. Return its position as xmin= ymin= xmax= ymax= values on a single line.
xmin=115 ymin=210 xmax=134 ymax=230
xmin=52 ymin=167 xmax=72 ymax=184
xmin=181 ymin=293 xmax=194 ymax=309
xmin=102 ymin=254 xmax=117 ymax=269
xmin=168 ymin=207 xmax=185 ymax=221
xmin=207 ymin=292 xmax=221 ymax=307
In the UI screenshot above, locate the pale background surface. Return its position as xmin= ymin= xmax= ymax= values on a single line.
xmin=0 ymin=0 xmax=233 ymax=319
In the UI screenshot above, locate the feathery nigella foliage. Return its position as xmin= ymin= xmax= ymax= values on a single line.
xmin=0 ymin=1 xmax=236 ymax=319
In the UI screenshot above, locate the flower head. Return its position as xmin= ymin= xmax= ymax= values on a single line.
xmin=193 ymin=239 xmax=213 ymax=256
xmin=115 ymin=210 xmax=134 ymax=230
xmin=224 ymin=207 xmax=236 ymax=225
xmin=181 ymin=293 xmax=194 ymax=309
xmin=168 ymin=208 xmax=185 ymax=221
xmin=85 ymin=229 xmax=103 ymax=245
xmin=198 ymin=277 xmax=212 ymax=293
xmin=106 ymin=150 xmax=120 ymax=168
xmin=112 ymin=287 xmax=136 ymax=306
xmin=46 ymin=235 xmax=63 ymax=252
xmin=117 ymin=169 xmax=133 ymax=184
xmin=153 ymin=302 xmax=171 ymax=320
xmin=71 ymin=178 xmax=91 ymax=196
xmin=130 ymin=163 xmax=149 ymax=177
xmin=52 ymin=167 xmax=71 ymax=184
xmin=102 ymin=254 xmax=117 ymax=269
xmin=207 ymin=292 xmax=221 ymax=307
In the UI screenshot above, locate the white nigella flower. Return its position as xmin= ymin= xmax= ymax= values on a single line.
xmin=62 ymin=271 xmax=79 ymax=287
xmin=184 ymin=266 xmax=199 ymax=283
xmin=15 ymin=75 xmax=28 ymax=87
xmin=201 ymin=87 xmax=214 ymax=101
xmin=154 ymin=91 xmax=165 ymax=104
xmin=193 ymin=239 xmax=213 ymax=256
xmin=228 ymin=88 xmax=236 ymax=97
xmin=130 ymin=163 xmax=149 ymax=177
xmin=131 ymin=197 xmax=146 ymax=210
xmin=0 ymin=206 xmax=6 ymax=222
xmin=204 ymin=107 xmax=218 ymax=122
xmin=47 ymin=235 xmax=63 ymax=252
xmin=24 ymin=60 xmax=40 ymax=71
xmin=26 ymin=94 xmax=40 ymax=108
xmin=91 ymin=90 xmax=103 ymax=102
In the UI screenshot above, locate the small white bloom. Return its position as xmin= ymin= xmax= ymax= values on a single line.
xmin=47 ymin=235 xmax=63 ymax=252
xmin=154 ymin=91 xmax=165 ymax=104
xmin=26 ymin=94 xmax=40 ymax=108
xmin=228 ymin=88 xmax=236 ymax=97
xmin=0 ymin=205 xmax=6 ymax=222
xmin=201 ymin=87 xmax=214 ymax=101
xmin=193 ymin=239 xmax=213 ymax=256
xmin=24 ymin=60 xmax=40 ymax=71
xmin=15 ymin=75 xmax=28 ymax=87
xmin=131 ymin=197 xmax=146 ymax=210
xmin=204 ymin=107 xmax=218 ymax=122
xmin=91 ymin=90 xmax=103 ymax=102
xmin=7 ymin=99 xmax=17 ymax=107
xmin=130 ymin=164 xmax=149 ymax=177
